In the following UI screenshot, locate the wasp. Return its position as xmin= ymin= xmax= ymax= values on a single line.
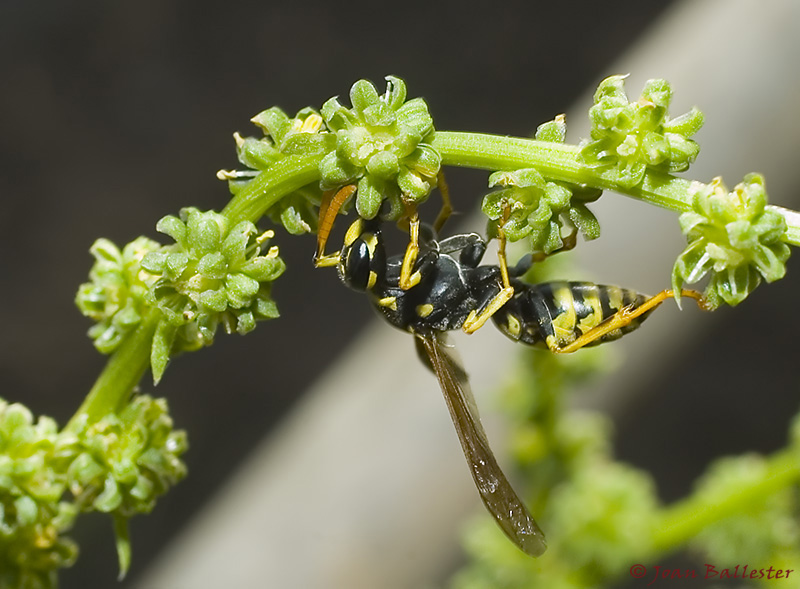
xmin=313 ymin=185 xmax=706 ymax=558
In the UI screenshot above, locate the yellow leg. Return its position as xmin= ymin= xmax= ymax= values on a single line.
xmin=433 ymin=171 xmax=453 ymax=234
xmin=314 ymin=253 xmax=341 ymax=268
xmin=463 ymin=286 xmax=514 ymax=334
xmin=401 ymin=171 xmax=452 ymax=288
xmin=399 ymin=208 xmax=422 ymax=290
xmin=552 ymin=289 xmax=708 ymax=354
xmin=463 ymin=223 xmax=515 ymax=334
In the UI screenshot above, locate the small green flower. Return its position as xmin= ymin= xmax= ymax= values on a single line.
xmin=67 ymin=396 xmax=187 ymax=516
xmin=141 ymin=208 xmax=285 ymax=382
xmin=76 ymin=237 xmax=161 ymax=354
xmin=481 ymin=167 xmax=601 ymax=254
xmin=319 ymin=76 xmax=440 ymax=219
xmin=0 ymin=399 xmax=79 ymax=589
xmin=580 ymin=75 xmax=703 ymax=188
xmin=67 ymin=395 xmax=187 ymax=577
xmin=672 ymin=175 xmax=790 ymax=307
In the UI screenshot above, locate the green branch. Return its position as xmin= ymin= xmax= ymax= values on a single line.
xmin=432 ymin=131 xmax=800 ymax=247
xmin=652 ymin=448 xmax=800 ymax=552
xmin=222 ymin=153 xmax=323 ymax=224
xmin=66 ymin=310 xmax=159 ymax=430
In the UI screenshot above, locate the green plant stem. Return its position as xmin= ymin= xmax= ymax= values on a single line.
xmin=222 ymin=153 xmax=323 ymax=224
xmin=431 ymin=131 xmax=800 ymax=247
xmin=66 ymin=311 xmax=160 ymax=431
xmin=651 ymin=448 xmax=800 ymax=552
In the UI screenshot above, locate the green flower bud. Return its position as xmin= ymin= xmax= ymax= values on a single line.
xmin=672 ymin=175 xmax=790 ymax=307
xmin=482 ymin=168 xmax=601 ymax=253
xmin=318 ymin=76 xmax=439 ymax=218
xmin=580 ymin=75 xmax=703 ymax=188
xmin=142 ymin=208 xmax=285 ymax=382
xmin=535 ymin=114 xmax=567 ymax=143
xmin=76 ymin=237 xmax=161 ymax=354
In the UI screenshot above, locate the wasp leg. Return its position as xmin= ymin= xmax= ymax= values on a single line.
xmin=552 ymin=289 xmax=709 ymax=354
xmin=399 ymin=207 xmax=422 ymax=290
xmin=462 ymin=224 xmax=514 ymax=334
xmin=433 ymin=170 xmax=453 ymax=235
xmin=401 ymin=170 xmax=454 ymax=286
xmin=314 ymin=252 xmax=341 ymax=268
xmin=314 ymin=184 xmax=356 ymax=268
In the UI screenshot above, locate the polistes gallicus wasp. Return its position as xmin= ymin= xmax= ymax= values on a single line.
xmin=313 ymin=182 xmax=708 ymax=558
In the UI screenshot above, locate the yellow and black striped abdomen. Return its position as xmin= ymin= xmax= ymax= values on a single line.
xmin=492 ymin=280 xmax=652 ymax=352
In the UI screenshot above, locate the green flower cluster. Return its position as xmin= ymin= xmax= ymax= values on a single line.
xmin=142 ymin=208 xmax=285 ymax=382
xmin=672 ymin=174 xmax=790 ymax=307
xmin=0 ymin=401 xmax=78 ymax=589
xmin=219 ymin=76 xmax=438 ymax=231
xmin=0 ymin=396 xmax=187 ymax=586
xmin=482 ymin=117 xmax=601 ymax=253
xmin=580 ymin=75 xmax=704 ymax=188
xmin=221 ymin=108 xmax=333 ymax=235
xmin=67 ymin=396 xmax=187 ymax=517
xmin=75 ymin=237 xmax=161 ymax=354
xmin=481 ymin=166 xmax=601 ymax=254
xmin=319 ymin=76 xmax=440 ymax=220
xmin=67 ymin=395 xmax=187 ymax=575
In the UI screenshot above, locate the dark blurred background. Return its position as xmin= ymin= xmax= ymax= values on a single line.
xmin=2 ymin=1 xmax=798 ymax=587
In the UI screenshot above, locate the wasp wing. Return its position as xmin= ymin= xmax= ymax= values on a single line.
xmin=417 ymin=332 xmax=547 ymax=557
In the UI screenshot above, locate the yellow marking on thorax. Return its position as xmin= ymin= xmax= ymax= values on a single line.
xmin=415 ymin=303 xmax=434 ymax=318
xmin=377 ymin=296 xmax=397 ymax=311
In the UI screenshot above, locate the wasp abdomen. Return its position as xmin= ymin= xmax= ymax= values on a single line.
xmin=493 ymin=280 xmax=652 ymax=352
